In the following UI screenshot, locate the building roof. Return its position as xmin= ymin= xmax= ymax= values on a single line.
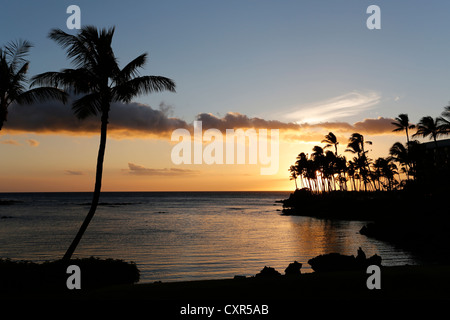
xmin=421 ymin=138 xmax=450 ymax=149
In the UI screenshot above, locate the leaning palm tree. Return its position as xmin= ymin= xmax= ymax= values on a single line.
xmin=347 ymin=133 xmax=372 ymax=156
xmin=289 ymin=165 xmax=299 ymax=190
xmin=295 ymin=152 xmax=309 ymax=190
xmin=31 ymin=26 xmax=176 ymax=260
xmin=391 ymin=113 xmax=415 ymax=145
xmin=0 ymin=39 xmax=67 ymax=130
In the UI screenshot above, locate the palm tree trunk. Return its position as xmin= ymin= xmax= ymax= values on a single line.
xmin=63 ymin=110 xmax=109 ymax=260
xmin=0 ymin=102 xmax=7 ymax=131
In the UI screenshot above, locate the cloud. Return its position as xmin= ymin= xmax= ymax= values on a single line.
xmin=296 ymin=117 xmax=396 ymax=134
xmin=194 ymin=113 xmax=398 ymax=141
xmin=65 ymin=170 xmax=84 ymax=175
xmin=5 ymin=99 xmax=188 ymax=138
xmin=26 ymin=139 xmax=39 ymax=147
xmin=353 ymin=117 xmax=396 ymax=135
xmin=281 ymin=91 xmax=381 ymax=124
xmin=0 ymin=139 xmax=21 ymax=146
xmin=196 ymin=112 xmax=300 ymax=131
xmin=126 ymin=163 xmax=200 ymax=176
xmin=108 ymin=102 xmax=188 ymax=138
xmin=281 ymin=117 xmax=399 ymax=142
xmin=2 ymin=94 xmax=399 ymax=143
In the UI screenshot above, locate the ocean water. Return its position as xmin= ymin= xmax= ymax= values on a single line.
xmin=0 ymin=191 xmax=420 ymax=283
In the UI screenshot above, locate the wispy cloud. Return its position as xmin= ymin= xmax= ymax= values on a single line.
xmin=282 ymin=117 xmax=397 ymax=143
xmin=65 ymin=170 xmax=84 ymax=176
xmin=126 ymin=163 xmax=200 ymax=176
xmin=282 ymin=91 xmax=381 ymax=124
xmin=0 ymin=139 xmax=20 ymax=146
xmin=26 ymin=139 xmax=39 ymax=147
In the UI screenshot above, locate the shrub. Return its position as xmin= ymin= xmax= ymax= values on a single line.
xmin=0 ymin=257 xmax=140 ymax=292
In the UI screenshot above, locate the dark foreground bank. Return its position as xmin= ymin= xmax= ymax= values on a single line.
xmin=1 ymin=264 xmax=449 ymax=301
xmin=281 ymin=189 xmax=450 ymax=264
xmin=91 ymin=265 xmax=450 ymax=301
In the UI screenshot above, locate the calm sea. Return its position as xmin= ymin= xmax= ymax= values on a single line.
xmin=0 ymin=191 xmax=420 ymax=283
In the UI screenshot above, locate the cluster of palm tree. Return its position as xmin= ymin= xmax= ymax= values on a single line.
xmin=289 ymin=110 xmax=450 ymax=193
xmin=289 ymin=131 xmax=393 ymax=192
xmin=1 ymin=26 xmax=176 ymax=260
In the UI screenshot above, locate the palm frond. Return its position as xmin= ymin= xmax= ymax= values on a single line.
xmin=114 ymin=53 xmax=147 ymax=83
xmin=344 ymin=149 xmax=356 ymax=154
xmin=0 ymin=42 xmax=33 ymax=108
xmin=391 ymin=123 xmax=404 ymax=131
xmin=437 ymin=116 xmax=450 ymax=134
xmin=16 ymin=61 xmax=30 ymax=77
xmin=112 ymin=75 xmax=175 ymax=103
xmin=442 ymin=105 xmax=450 ymax=119
xmin=321 ymin=132 xmax=338 ymax=145
xmin=49 ymin=28 xmax=98 ymax=70
xmin=31 ymin=69 xmax=95 ymax=93
xmin=37 ymin=26 xmax=176 ymax=125
xmin=392 ymin=113 xmax=415 ymax=135
xmin=15 ymin=87 xmax=67 ymax=105
xmin=413 ymin=116 xmax=438 ymax=139
xmin=72 ymin=92 xmax=102 ymax=119
xmin=3 ymin=39 xmax=33 ymax=71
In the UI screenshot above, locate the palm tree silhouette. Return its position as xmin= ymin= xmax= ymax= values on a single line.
xmin=389 ymin=141 xmax=410 ymax=182
xmin=289 ymin=165 xmax=298 ymax=189
xmin=311 ymin=146 xmax=327 ymax=191
xmin=322 ymin=132 xmax=339 ymax=156
xmin=32 ymin=26 xmax=176 ymax=260
xmin=440 ymin=106 xmax=450 ymax=134
xmin=295 ymin=152 xmax=309 ymax=190
xmin=0 ymin=39 xmax=67 ymax=131
xmin=373 ymin=157 xmax=398 ymax=191
xmin=412 ymin=116 xmax=447 ymax=167
xmin=412 ymin=116 xmax=445 ymax=150
xmin=392 ymin=114 xmax=415 ymax=145
xmin=323 ymin=150 xmax=337 ymax=191
xmin=334 ymin=155 xmax=348 ymax=191
xmin=345 ymin=133 xmax=374 ymax=191
xmin=346 ymin=159 xmax=357 ymax=191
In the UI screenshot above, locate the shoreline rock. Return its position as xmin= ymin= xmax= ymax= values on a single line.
xmin=285 ymin=261 xmax=302 ymax=276
xmin=308 ymin=248 xmax=382 ymax=273
xmin=255 ymin=266 xmax=281 ymax=278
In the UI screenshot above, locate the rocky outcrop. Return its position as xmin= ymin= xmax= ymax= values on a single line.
xmin=255 ymin=266 xmax=281 ymax=278
xmin=308 ymin=248 xmax=382 ymax=272
xmin=284 ymin=261 xmax=302 ymax=276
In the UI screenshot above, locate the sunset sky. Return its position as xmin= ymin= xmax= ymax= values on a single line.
xmin=1 ymin=0 xmax=450 ymax=192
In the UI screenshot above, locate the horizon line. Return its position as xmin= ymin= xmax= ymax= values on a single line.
xmin=0 ymin=190 xmax=293 ymax=194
